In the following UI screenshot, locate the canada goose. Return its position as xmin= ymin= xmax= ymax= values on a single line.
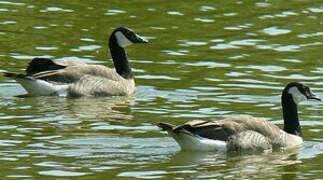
xmin=158 ymin=82 xmax=321 ymax=152
xmin=3 ymin=27 xmax=148 ymax=96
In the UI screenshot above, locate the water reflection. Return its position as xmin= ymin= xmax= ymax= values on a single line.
xmin=136 ymin=147 xmax=303 ymax=179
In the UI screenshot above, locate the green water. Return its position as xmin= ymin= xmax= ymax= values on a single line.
xmin=0 ymin=0 xmax=322 ymax=179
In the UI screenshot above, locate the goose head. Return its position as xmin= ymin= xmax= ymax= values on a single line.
xmin=112 ymin=27 xmax=148 ymax=48
xmin=284 ymin=82 xmax=321 ymax=104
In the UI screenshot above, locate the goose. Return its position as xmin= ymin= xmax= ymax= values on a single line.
xmin=158 ymin=82 xmax=321 ymax=152
xmin=3 ymin=27 xmax=148 ymax=97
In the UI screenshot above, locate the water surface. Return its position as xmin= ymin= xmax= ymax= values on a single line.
xmin=0 ymin=0 xmax=323 ymax=179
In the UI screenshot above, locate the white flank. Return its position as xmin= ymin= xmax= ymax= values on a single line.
xmin=15 ymin=78 xmax=68 ymax=96
xmin=168 ymin=131 xmax=227 ymax=151
xmin=285 ymin=134 xmax=303 ymax=148
xmin=115 ymin=31 xmax=133 ymax=47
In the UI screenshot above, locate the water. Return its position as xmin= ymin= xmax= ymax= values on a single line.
xmin=0 ymin=0 xmax=322 ymax=179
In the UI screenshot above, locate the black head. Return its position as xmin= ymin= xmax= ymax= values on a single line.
xmin=283 ymin=82 xmax=321 ymax=104
xmin=112 ymin=27 xmax=148 ymax=48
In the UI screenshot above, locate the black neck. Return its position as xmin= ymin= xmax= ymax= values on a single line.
xmin=281 ymin=92 xmax=302 ymax=137
xmin=109 ymin=34 xmax=133 ymax=79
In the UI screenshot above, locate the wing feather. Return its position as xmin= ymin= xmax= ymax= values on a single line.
xmin=175 ymin=115 xmax=284 ymax=143
xmin=31 ymin=65 xmax=122 ymax=84
xmin=67 ymin=75 xmax=134 ymax=96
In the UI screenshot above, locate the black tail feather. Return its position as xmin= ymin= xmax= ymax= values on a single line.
xmin=157 ymin=122 xmax=175 ymax=131
xmin=3 ymin=72 xmax=25 ymax=78
xmin=26 ymin=58 xmax=66 ymax=75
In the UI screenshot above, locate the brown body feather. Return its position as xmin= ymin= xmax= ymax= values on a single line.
xmin=158 ymin=115 xmax=299 ymax=151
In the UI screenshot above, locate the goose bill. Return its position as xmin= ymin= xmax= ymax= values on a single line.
xmin=134 ymin=34 xmax=148 ymax=43
xmin=307 ymin=91 xmax=321 ymax=101
xmin=308 ymin=94 xmax=321 ymax=101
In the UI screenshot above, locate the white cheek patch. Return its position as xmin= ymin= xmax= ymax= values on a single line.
xmin=115 ymin=31 xmax=133 ymax=48
xmin=288 ymin=87 xmax=307 ymax=104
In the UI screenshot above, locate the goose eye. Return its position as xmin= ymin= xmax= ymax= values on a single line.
xmin=304 ymin=87 xmax=310 ymax=93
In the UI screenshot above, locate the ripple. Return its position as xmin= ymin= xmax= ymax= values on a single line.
xmin=308 ymin=7 xmax=323 ymax=13
xmin=279 ymin=58 xmax=302 ymax=63
xmin=33 ymin=26 xmax=49 ymax=29
xmin=218 ymin=83 xmax=280 ymax=90
xmin=184 ymin=61 xmax=231 ymax=68
xmin=150 ymin=26 xmax=167 ymax=30
xmin=167 ymin=11 xmax=184 ymax=16
xmin=274 ymin=45 xmax=300 ymax=52
xmin=33 ymin=136 xmax=61 ymax=140
xmin=91 ymin=124 xmax=157 ymax=131
xmin=236 ymin=65 xmax=287 ymax=72
xmin=35 ymin=46 xmax=58 ymax=51
xmin=161 ymin=50 xmax=188 ymax=56
xmin=232 ymin=79 xmax=279 ymax=85
xmin=264 ymin=74 xmax=321 ymax=80
xmin=224 ymin=26 xmax=242 ymax=31
xmin=40 ymin=7 xmax=74 ymax=12
xmin=299 ymin=141 xmax=323 ymax=160
xmin=34 ymin=161 xmax=64 ymax=168
xmin=0 ymin=8 xmax=9 ymax=12
xmin=0 ymin=140 xmax=23 ymax=146
xmin=38 ymin=170 xmax=88 ymax=177
xmin=55 ymin=56 xmax=100 ymax=63
xmin=0 ymin=1 xmax=25 ymax=6
xmin=256 ymin=2 xmax=271 ymax=7
xmin=71 ymin=45 xmax=101 ymax=52
xmin=277 ymin=11 xmax=298 ymax=17
xmin=52 ymin=137 xmax=178 ymax=155
xmin=80 ymin=38 xmax=96 ymax=42
xmin=0 ymin=21 xmax=16 ymax=25
xmin=0 ymin=157 xmax=18 ymax=161
xmin=10 ymin=53 xmax=53 ymax=60
xmin=262 ymin=26 xmax=291 ymax=36
xmin=223 ymin=12 xmax=237 ymax=17
xmin=0 ymin=115 xmax=33 ymax=120
xmin=255 ymin=44 xmax=300 ymax=52
xmin=210 ymin=39 xmax=225 ymax=43
xmin=194 ymin=17 xmax=214 ymax=23
xmin=224 ymin=23 xmax=253 ymax=31
xmin=178 ymin=40 xmax=208 ymax=46
xmin=0 ymin=125 xmax=17 ymax=130
xmin=210 ymin=44 xmax=239 ymax=50
xmin=136 ymin=75 xmax=180 ymax=80
xmin=105 ymin=9 xmax=126 ymax=16
xmin=225 ymin=72 xmax=249 ymax=77
xmin=229 ymin=39 xmax=265 ymax=46
xmin=298 ymin=32 xmax=323 ymax=38
xmin=118 ymin=170 xmax=167 ymax=179
xmin=200 ymin=5 xmax=216 ymax=12
xmin=259 ymin=11 xmax=299 ymax=19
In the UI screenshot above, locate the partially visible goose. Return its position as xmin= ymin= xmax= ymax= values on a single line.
xmin=3 ymin=27 xmax=148 ymax=96
xmin=158 ymin=82 xmax=321 ymax=152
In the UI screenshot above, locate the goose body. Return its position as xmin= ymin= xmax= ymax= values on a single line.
xmin=3 ymin=27 xmax=147 ymax=97
xmin=158 ymin=82 xmax=320 ymax=152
